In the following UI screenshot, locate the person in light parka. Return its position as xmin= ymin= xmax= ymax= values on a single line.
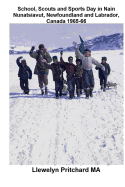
xmin=73 ymin=41 xmax=105 ymax=98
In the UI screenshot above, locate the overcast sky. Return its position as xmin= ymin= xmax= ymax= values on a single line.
xmin=10 ymin=24 xmax=123 ymax=50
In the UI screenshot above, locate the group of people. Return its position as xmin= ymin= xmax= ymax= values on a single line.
xmin=16 ymin=42 xmax=111 ymax=99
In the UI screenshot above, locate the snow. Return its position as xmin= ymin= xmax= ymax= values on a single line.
xmin=9 ymin=50 xmax=124 ymax=165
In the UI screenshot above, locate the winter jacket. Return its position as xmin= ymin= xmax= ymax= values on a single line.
xmin=75 ymin=64 xmax=83 ymax=78
xmin=60 ymin=57 xmax=76 ymax=80
xmin=16 ymin=57 xmax=32 ymax=79
xmin=95 ymin=62 xmax=111 ymax=78
xmin=75 ymin=48 xmax=104 ymax=70
xmin=44 ymin=62 xmax=65 ymax=81
xmin=29 ymin=48 xmax=52 ymax=75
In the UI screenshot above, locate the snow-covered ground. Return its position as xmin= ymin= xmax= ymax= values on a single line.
xmin=9 ymin=50 xmax=124 ymax=165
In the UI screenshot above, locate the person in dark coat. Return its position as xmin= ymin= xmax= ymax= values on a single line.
xmin=29 ymin=44 xmax=52 ymax=95
xmin=75 ymin=59 xmax=84 ymax=97
xmin=43 ymin=56 xmax=65 ymax=99
xmin=60 ymin=51 xmax=76 ymax=99
xmin=95 ymin=57 xmax=111 ymax=91
xmin=16 ymin=56 xmax=32 ymax=94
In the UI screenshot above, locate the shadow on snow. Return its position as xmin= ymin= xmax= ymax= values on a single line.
xmin=9 ymin=88 xmax=115 ymax=100
xmin=9 ymin=89 xmax=87 ymax=100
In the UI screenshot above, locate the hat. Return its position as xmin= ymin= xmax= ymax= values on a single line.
xmin=68 ymin=56 xmax=73 ymax=60
xmin=76 ymin=59 xmax=82 ymax=64
xmin=39 ymin=44 xmax=44 ymax=49
xmin=21 ymin=59 xmax=26 ymax=63
xmin=102 ymin=57 xmax=107 ymax=61
xmin=52 ymin=56 xmax=58 ymax=60
xmin=84 ymin=49 xmax=91 ymax=52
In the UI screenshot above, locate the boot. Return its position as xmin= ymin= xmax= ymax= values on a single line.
xmin=85 ymin=89 xmax=90 ymax=98
xmin=103 ymin=87 xmax=106 ymax=92
xmin=77 ymin=89 xmax=80 ymax=97
xmin=56 ymin=91 xmax=59 ymax=99
xmin=69 ymin=92 xmax=73 ymax=99
xmin=101 ymin=84 xmax=103 ymax=90
xmin=59 ymin=89 xmax=62 ymax=97
xmin=80 ymin=89 xmax=82 ymax=95
xmin=69 ymin=92 xmax=72 ymax=99
xmin=45 ymin=87 xmax=48 ymax=95
xmin=24 ymin=89 xmax=29 ymax=95
xmin=41 ymin=89 xmax=44 ymax=95
xmin=76 ymin=89 xmax=78 ymax=96
xmin=71 ymin=93 xmax=74 ymax=99
xmin=89 ymin=88 xmax=93 ymax=97
xmin=72 ymin=91 xmax=75 ymax=98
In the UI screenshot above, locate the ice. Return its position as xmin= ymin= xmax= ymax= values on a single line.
xmin=9 ymin=50 xmax=123 ymax=165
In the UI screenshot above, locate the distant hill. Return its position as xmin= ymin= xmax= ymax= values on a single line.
xmin=50 ymin=33 xmax=123 ymax=53
xmin=9 ymin=33 xmax=123 ymax=55
xmin=9 ymin=46 xmax=31 ymax=55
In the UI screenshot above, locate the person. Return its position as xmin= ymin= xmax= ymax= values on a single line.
xmin=75 ymin=59 xmax=83 ymax=97
xmin=16 ymin=56 xmax=32 ymax=94
xmin=60 ymin=51 xmax=76 ymax=99
xmin=95 ymin=57 xmax=111 ymax=92
xmin=73 ymin=41 xmax=105 ymax=98
xmin=62 ymin=79 xmax=68 ymax=95
xmin=43 ymin=56 xmax=65 ymax=99
xmin=29 ymin=44 xmax=52 ymax=95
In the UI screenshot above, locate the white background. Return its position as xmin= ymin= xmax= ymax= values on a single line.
xmin=1 ymin=0 xmax=125 ymax=186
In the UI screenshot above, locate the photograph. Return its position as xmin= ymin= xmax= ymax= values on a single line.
xmin=9 ymin=24 xmax=123 ymax=165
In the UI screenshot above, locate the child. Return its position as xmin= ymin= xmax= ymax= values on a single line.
xmin=62 ymin=79 xmax=68 ymax=95
xmin=43 ymin=56 xmax=65 ymax=99
xmin=95 ymin=57 xmax=111 ymax=91
xmin=75 ymin=59 xmax=83 ymax=97
xmin=73 ymin=41 xmax=105 ymax=98
xmin=60 ymin=51 xmax=76 ymax=99
xmin=16 ymin=56 xmax=32 ymax=94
